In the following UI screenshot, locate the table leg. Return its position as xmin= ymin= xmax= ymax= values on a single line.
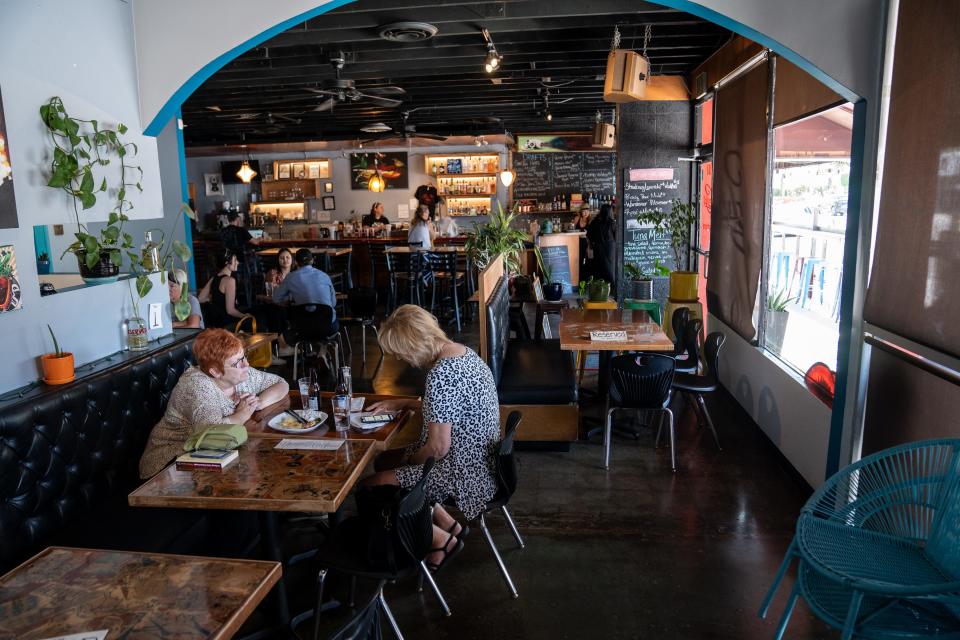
xmin=585 ymin=351 xmax=613 ymax=439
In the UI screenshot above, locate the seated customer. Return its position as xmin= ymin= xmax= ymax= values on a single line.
xmin=168 ymin=269 xmax=204 ymax=329
xmin=408 ymin=205 xmax=435 ymax=249
xmin=366 ymin=305 xmax=500 ymax=570
xmin=197 ymin=251 xmax=245 ymax=328
xmin=272 ymin=248 xmax=338 ymax=331
xmin=139 ymin=328 xmax=288 ymax=478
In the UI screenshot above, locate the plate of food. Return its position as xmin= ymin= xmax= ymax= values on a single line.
xmin=350 ymin=411 xmax=397 ymax=431
xmin=268 ymin=409 xmax=328 ymax=434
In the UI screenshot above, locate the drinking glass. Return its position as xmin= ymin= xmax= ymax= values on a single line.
xmin=340 ymin=366 xmax=353 ymax=397
xmin=297 ymin=377 xmax=311 ymax=410
xmin=332 ymin=394 xmax=350 ymax=432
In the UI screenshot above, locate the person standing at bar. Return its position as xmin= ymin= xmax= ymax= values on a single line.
xmin=362 ymin=202 xmax=390 ymax=228
xmin=587 ymin=203 xmax=617 ymax=289
xmin=408 ymin=205 xmax=436 ymax=249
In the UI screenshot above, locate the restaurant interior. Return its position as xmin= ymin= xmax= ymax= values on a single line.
xmin=1 ymin=0 xmax=958 ymax=638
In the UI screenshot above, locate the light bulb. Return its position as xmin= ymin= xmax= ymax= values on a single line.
xmin=236 ymin=160 xmax=257 ymax=183
xmin=499 ymin=169 xmax=515 ymax=187
xmin=546 ymin=111 xmax=553 ymax=122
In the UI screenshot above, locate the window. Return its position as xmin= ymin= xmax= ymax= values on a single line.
xmin=760 ymin=104 xmax=853 ymax=373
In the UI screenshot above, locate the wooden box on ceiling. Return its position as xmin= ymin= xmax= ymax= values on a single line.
xmin=603 ymin=50 xmax=648 ymax=103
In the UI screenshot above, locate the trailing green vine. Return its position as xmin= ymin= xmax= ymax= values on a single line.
xmin=40 ymin=96 xmax=143 ymax=270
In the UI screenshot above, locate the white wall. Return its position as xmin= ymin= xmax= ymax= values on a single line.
xmin=0 ymin=0 xmax=171 ymax=395
xmin=187 ymin=144 xmax=509 ymax=229
xmin=710 ymin=314 xmax=833 ymax=488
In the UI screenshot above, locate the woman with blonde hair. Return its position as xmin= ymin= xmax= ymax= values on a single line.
xmin=366 ymin=304 xmax=500 ymax=570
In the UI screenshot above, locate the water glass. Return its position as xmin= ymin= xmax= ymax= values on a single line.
xmin=332 ymin=394 xmax=350 ymax=432
xmin=340 ymin=366 xmax=353 ymax=398
xmin=297 ymin=377 xmax=311 ymax=410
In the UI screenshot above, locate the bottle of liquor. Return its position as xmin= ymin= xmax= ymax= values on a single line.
xmin=140 ymin=231 xmax=160 ymax=272
xmin=308 ymin=369 xmax=320 ymax=412
xmin=333 ymin=368 xmax=351 ymax=431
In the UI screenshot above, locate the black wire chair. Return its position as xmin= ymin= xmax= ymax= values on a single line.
xmin=425 ymin=251 xmax=466 ymax=332
xmin=386 ymin=250 xmax=431 ymax=309
xmin=340 ymin=287 xmax=383 ymax=364
xmin=606 ymin=353 xmax=677 ymax=471
xmin=287 ymin=304 xmax=344 ymax=381
xmin=675 ymin=318 xmax=702 ymax=374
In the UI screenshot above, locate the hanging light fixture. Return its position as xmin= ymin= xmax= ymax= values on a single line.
xmin=236 ymin=145 xmax=257 ymax=183
xmin=368 ymin=157 xmax=386 ymax=192
xmin=499 ymin=145 xmax=515 ymax=187
xmin=482 ymin=28 xmax=502 ymax=73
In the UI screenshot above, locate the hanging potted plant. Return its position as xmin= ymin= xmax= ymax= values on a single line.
xmin=534 ymin=246 xmax=563 ymax=301
xmin=40 ymin=97 xmax=142 ymax=283
xmin=624 ymin=263 xmax=654 ymax=300
xmin=126 ymin=205 xmax=196 ymax=320
xmin=764 ymin=289 xmax=795 ymax=354
xmin=636 ymin=198 xmax=698 ymax=301
xmin=40 ymin=324 xmax=74 ymax=384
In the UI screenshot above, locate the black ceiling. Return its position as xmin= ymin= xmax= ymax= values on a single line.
xmin=181 ymin=0 xmax=730 ymax=147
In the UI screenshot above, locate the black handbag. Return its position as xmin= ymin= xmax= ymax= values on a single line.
xmin=354 ymin=484 xmax=408 ymax=572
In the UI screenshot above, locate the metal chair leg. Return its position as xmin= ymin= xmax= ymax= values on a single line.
xmin=361 ymin=324 xmax=367 ymax=363
xmin=604 ymin=407 xmax=616 ymax=469
xmin=500 ymin=505 xmax=525 ymax=549
xmin=372 ymin=325 xmax=384 ymax=359
xmin=841 ymin=591 xmax=864 ymax=640
xmin=666 ymin=407 xmax=676 ymax=471
xmin=311 ymin=569 xmax=327 ymax=640
xmin=292 ymin=342 xmax=301 ymax=382
xmin=419 ymin=561 xmax=452 ymax=617
xmin=774 ymin=581 xmax=801 ymax=640
xmin=479 ymin=513 xmax=519 ymax=598
xmin=759 ymin=539 xmax=797 ymax=619
xmin=348 ymin=575 xmax=356 ymax=608
xmin=379 ymin=590 xmax=404 ymax=640
xmin=697 ymin=394 xmax=722 ymax=451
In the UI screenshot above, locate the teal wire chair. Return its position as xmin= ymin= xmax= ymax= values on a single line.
xmin=759 ymin=438 xmax=960 ymax=640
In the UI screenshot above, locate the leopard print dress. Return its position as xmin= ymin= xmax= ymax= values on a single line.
xmin=394 ymin=348 xmax=500 ymax=520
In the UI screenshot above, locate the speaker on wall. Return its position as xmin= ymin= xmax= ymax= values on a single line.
xmin=603 ymin=49 xmax=648 ymax=103
xmin=592 ymin=122 xmax=616 ymax=148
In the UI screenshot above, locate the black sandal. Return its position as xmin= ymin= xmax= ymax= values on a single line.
xmin=447 ymin=521 xmax=470 ymax=540
xmin=426 ymin=537 xmax=464 ymax=573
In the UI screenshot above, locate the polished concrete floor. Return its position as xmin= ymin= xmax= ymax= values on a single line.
xmin=266 ymin=310 xmax=835 ymax=639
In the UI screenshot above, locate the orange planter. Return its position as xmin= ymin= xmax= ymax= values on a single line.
xmin=41 ymin=352 xmax=75 ymax=385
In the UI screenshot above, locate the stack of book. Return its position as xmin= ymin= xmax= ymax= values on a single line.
xmin=175 ymin=449 xmax=239 ymax=471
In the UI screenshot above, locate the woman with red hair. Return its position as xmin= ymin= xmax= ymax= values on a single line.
xmin=139 ymin=328 xmax=288 ymax=478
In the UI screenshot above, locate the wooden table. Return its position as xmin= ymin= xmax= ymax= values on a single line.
xmin=239 ymin=331 xmax=278 ymax=355
xmin=385 ymin=245 xmax=465 ymax=254
xmin=0 ymin=546 xmax=280 ymax=640
xmin=559 ymin=308 xmax=674 ymax=400
xmin=248 ymin=391 xmax=417 ymax=451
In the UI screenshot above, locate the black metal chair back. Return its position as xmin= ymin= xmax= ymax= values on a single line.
xmin=495 ymin=411 xmax=523 ymax=499
xmin=425 ymin=250 xmax=457 ymax=276
xmin=330 ymin=247 xmax=353 ymax=290
xmin=387 ymin=250 xmax=429 ymax=307
xmin=369 ymin=243 xmax=389 ymax=289
xmin=395 ymin=458 xmax=436 ymax=564
xmin=347 ymin=287 xmax=377 ymax=320
xmin=610 ymin=353 xmax=676 ymax=410
xmin=702 ymin=331 xmax=726 ymax=389
xmin=671 ymin=307 xmax=690 ymax=357
xmin=678 ymin=319 xmax=703 ymax=372
xmin=288 ymin=303 xmax=337 ymax=341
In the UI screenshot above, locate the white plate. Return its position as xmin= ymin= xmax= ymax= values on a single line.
xmin=350 ymin=411 xmax=395 ymax=431
xmin=268 ymin=409 xmax=328 ymax=434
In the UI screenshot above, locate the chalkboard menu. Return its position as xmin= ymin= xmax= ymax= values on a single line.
xmin=622 ymin=168 xmax=682 ymax=273
xmin=540 ymin=244 xmax=573 ymax=292
xmin=512 ymin=152 xmax=615 ymax=202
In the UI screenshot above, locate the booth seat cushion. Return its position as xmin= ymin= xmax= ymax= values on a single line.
xmin=497 ymin=340 xmax=578 ymax=405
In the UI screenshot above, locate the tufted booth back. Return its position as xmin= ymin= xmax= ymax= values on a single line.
xmin=485 ymin=276 xmax=510 ymax=386
xmin=0 ymin=334 xmax=195 ymax=570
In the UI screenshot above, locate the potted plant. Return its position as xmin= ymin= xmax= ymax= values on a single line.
xmin=636 ymin=198 xmax=698 ymax=301
xmin=465 ymin=202 xmax=528 ymax=275
xmin=764 ymin=289 xmax=795 ymax=354
xmin=41 ymin=324 xmax=74 ymax=384
xmin=534 ymin=246 xmax=564 ymax=301
xmin=36 ymin=252 xmax=51 ymax=275
xmin=586 ymin=276 xmax=610 ymax=302
xmin=624 ymin=263 xmax=654 ymax=300
xmin=40 ymin=97 xmax=143 ymax=283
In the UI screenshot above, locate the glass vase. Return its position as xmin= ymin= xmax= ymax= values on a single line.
xmin=126 ymin=315 xmax=148 ymax=351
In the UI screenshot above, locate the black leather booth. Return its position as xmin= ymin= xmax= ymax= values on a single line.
xmin=0 ymin=332 xmax=215 ymax=572
xmin=485 ymin=277 xmax=579 ymax=442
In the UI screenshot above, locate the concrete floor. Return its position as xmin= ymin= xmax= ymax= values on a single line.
xmin=266 ymin=309 xmax=835 ymax=639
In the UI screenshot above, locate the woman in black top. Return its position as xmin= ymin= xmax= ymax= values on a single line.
xmin=587 ymin=204 xmax=617 ymax=288
xmin=198 ymin=252 xmax=245 ymax=328
xmin=362 ymin=202 xmax=390 ymax=227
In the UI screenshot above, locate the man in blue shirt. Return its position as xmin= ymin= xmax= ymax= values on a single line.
xmin=273 ymin=248 xmax=338 ymax=332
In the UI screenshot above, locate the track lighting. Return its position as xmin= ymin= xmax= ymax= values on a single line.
xmin=482 ymin=28 xmax=502 ymax=73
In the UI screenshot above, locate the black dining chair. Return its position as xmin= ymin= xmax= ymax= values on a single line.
xmin=340 ymin=287 xmax=383 ymax=364
xmin=671 ymin=306 xmax=691 ymax=357
xmin=675 ymin=318 xmax=702 ymax=375
xmin=297 ymin=459 xmax=449 ymax=640
xmin=329 ymin=247 xmax=353 ymax=292
xmin=673 ymin=331 xmax=725 ymax=451
xmin=287 ymin=304 xmax=344 ymax=381
xmin=369 ymin=243 xmax=389 ymax=290
xmin=425 ymin=251 xmax=466 ymax=332
xmin=386 ymin=250 xmax=430 ymax=309
xmin=606 ymin=353 xmax=677 ymax=471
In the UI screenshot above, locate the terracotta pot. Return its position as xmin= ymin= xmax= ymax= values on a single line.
xmin=41 ymin=352 xmax=75 ymax=385
xmin=669 ymin=271 xmax=699 ymax=302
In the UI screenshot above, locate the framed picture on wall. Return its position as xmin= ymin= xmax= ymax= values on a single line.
xmin=350 ymin=152 xmax=408 ymax=190
xmin=292 ymin=163 xmax=305 ymax=179
xmin=0 ymin=87 xmax=19 ymax=230
xmin=278 ymin=163 xmax=290 ymax=179
xmin=322 ymin=196 xmax=335 ymax=210
xmin=0 ymin=245 xmax=23 ymax=314
xmin=204 ymin=173 xmax=223 ymax=197
xmin=324 ymin=182 xmax=333 ymax=193
xmin=308 ymin=163 xmax=321 ymax=179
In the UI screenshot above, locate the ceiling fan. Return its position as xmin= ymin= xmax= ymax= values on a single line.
xmin=359 ymin=111 xmax=448 ymax=142
xmin=213 ymin=111 xmax=303 ymax=125
xmin=301 ymin=51 xmax=407 ymax=112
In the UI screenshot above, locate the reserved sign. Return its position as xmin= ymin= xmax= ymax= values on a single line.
xmin=590 ymin=330 xmax=628 ymax=342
